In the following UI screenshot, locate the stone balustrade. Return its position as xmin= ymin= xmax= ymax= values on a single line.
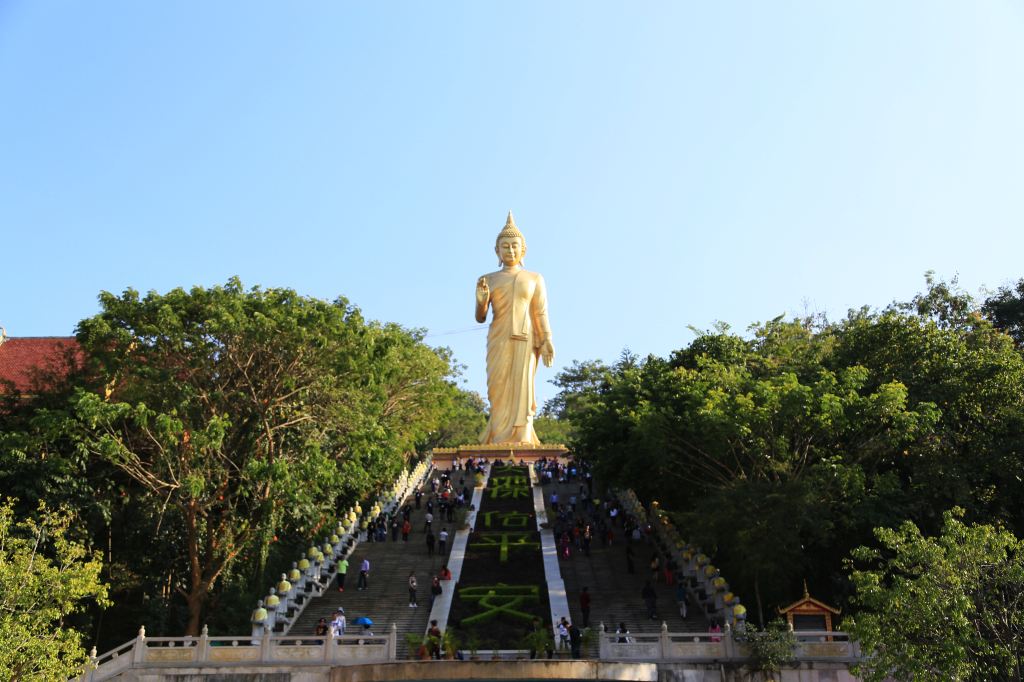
xmin=80 ymin=623 xmax=857 ymax=681
xmin=597 ymin=622 xmax=860 ymax=663
xmin=614 ymin=489 xmax=746 ymax=627
xmin=79 ymin=625 xmax=398 ymax=681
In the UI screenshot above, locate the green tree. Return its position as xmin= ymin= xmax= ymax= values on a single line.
xmin=848 ymin=509 xmax=1024 ymax=681
xmin=71 ymin=279 xmax=457 ymax=634
xmin=420 ymin=387 xmax=487 ymax=448
xmin=0 ymin=499 xmax=109 ymax=682
xmin=533 ymin=415 xmax=572 ymax=445
xmin=896 ymin=271 xmax=976 ymax=331
xmin=832 ymin=303 xmax=1024 ymax=532
xmin=556 ymin=277 xmax=1024 ymax=622
xmin=542 ymin=359 xmax=612 ymax=421
xmin=983 ymin=278 xmax=1024 ymax=348
xmin=734 ymin=618 xmax=797 ymax=680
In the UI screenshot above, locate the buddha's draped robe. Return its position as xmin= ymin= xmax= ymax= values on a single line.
xmin=478 ymin=267 xmax=551 ymax=445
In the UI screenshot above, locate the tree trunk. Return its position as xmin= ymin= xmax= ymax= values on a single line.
xmin=754 ymin=568 xmax=765 ymax=627
xmin=254 ymin=523 xmax=272 ymax=592
xmin=184 ymin=588 xmax=205 ymax=636
xmin=183 ymin=503 xmax=206 ymax=636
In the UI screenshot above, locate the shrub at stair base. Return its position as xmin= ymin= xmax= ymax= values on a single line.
xmin=449 ymin=465 xmax=550 ymax=649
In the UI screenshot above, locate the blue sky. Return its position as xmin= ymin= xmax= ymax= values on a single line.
xmin=2 ymin=2 xmax=1022 ymax=401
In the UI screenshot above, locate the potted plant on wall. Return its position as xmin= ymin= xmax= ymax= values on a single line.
xmin=521 ymin=628 xmax=554 ymax=660
xmin=404 ymin=633 xmax=430 ymax=660
xmin=464 ymin=632 xmax=482 ymax=660
xmin=442 ymin=630 xmax=460 ymax=660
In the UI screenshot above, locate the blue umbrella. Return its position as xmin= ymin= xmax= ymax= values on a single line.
xmin=353 ymin=617 xmax=373 ymax=626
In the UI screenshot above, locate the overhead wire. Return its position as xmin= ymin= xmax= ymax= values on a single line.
xmin=423 ymin=325 xmax=488 ymax=339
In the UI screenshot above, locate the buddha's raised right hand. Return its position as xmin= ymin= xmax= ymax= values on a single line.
xmin=476 ymin=277 xmax=490 ymax=305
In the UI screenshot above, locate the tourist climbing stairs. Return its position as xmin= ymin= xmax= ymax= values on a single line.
xmin=545 ymin=477 xmax=710 ymax=658
xmin=291 ymin=472 xmax=467 ymax=659
xmin=293 ymin=465 xmax=709 ymax=662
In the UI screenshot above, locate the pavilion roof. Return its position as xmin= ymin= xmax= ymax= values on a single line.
xmin=777 ymin=581 xmax=841 ymax=615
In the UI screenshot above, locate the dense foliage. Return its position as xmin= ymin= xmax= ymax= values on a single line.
xmin=552 ymin=276 xmax=1024 ymax=629
xmin=0 ymin=499 xmax=109 ymax=681
xmin=848 ymin=509 xmax=1024 ymax=681
xmin=0 ymin=279 xmax=481 ymax=647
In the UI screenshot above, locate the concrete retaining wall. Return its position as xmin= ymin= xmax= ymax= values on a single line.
xmin=100 ymin=660 xmax=858 ymax=682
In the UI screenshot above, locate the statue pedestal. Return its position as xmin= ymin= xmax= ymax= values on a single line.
xmin=432 ymin=444 xmax=568 ymax=469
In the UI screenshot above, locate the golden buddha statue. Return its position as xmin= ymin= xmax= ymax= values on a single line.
xmin=475 ymin=212 xmax=555 ymax=445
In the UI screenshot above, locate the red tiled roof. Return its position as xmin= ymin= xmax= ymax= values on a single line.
xmin=0 ymin=337 xmax=82 ymax=393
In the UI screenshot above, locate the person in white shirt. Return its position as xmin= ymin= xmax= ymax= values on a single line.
xmin=439 ymin=528 xmax=449 ymax=554
xmin=557 ymin=617 xmax=569 ymax=650
xmin=330 ymin=607 xmax=346 ymax=637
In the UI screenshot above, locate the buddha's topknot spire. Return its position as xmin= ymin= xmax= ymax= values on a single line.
xmin=496 ymin=210 xmax=525 ymax=243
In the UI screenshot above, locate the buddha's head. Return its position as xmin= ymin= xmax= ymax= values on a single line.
xmin=495 ymin=211 xmax=526 ymax=267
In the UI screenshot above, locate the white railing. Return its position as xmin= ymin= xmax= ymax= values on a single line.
xmin=614 ymin=488 xmax=744 ymax=627
xmin=79 ymin=625 xmax=398 ymax=681
xmin=80 ymin=639 xmax=134 ymax=681
xmin=267 ymin=457 xmax=434 ymax=635
xmin=80 ymin=625 xmax=857 ymax=679
xmin=598 ymin=624 xmax=859 ymax=662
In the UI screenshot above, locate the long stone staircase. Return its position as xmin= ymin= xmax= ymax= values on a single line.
xmin=291 ymin=473 xmax=465 ymax=659
xmin=545 ymin=477 xmax=710 ymax=657
xmin=291 ymin=466 xmax=708 ymax=661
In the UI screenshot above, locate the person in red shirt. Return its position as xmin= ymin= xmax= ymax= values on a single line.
xmin=579 ymin=587 xmax=591 ymax=628
xmin=427 ymin=619 xmax=443 ymax=659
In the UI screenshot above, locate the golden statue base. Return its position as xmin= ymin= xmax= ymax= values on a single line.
xmin=432 ymin=443 xmax=568 ymax=469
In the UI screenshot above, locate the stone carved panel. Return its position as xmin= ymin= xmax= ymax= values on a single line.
xmin=800 ymin=642 xmax=852 ymax=658
xmin=270 ymin=645 xmax=321 ymax=660
xmin=144 ymin=648 xmax=196 ymax=663
xmin=608 ymin=643 xmax=660 ymax=659
xmin=207 ymin=647 xmax=261 ymax=663
xmin=665 ymin=641 xmax=726 ymax=658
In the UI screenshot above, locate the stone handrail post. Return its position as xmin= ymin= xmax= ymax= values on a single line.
xmin=259 ymin=628 xmax=272 ymax=662
xmin=278 ymin=593 xmax=291 ymax=619
xmin=132 ymin=625 xmax=146 ymax=665
xmin=389 ymin=623 xmax=398 ymax=660
xmin=80 ymin=646 xmax=98 ymax=682
xmin=660 ymin=621 xmax=669 ymax=659
xmin=722 ymin=622 xmax=736 ymax=658
xmin=197 ymin=624 xmax=210 ymax=660
xmin=279 ymin=584 xmax=292 ymax=615
xmin=599 ymin=622 xmax=609 ymax=659
xmin=324 ymin=631 xmax=335 ymax=663
xmin=269 ymin=611 xmax=281 ymax=633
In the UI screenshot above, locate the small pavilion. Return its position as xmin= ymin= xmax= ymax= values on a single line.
xmin=777 ymin=581 xmax=841 ymax=635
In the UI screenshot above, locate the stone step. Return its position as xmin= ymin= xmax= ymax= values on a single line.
xmin=292 ymin=467 xmax=712 ymax=661
xmin=290 ymin=473 xmax=467 ymax=658
xmin=543 ymin=478 xmax=711 ymax=657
